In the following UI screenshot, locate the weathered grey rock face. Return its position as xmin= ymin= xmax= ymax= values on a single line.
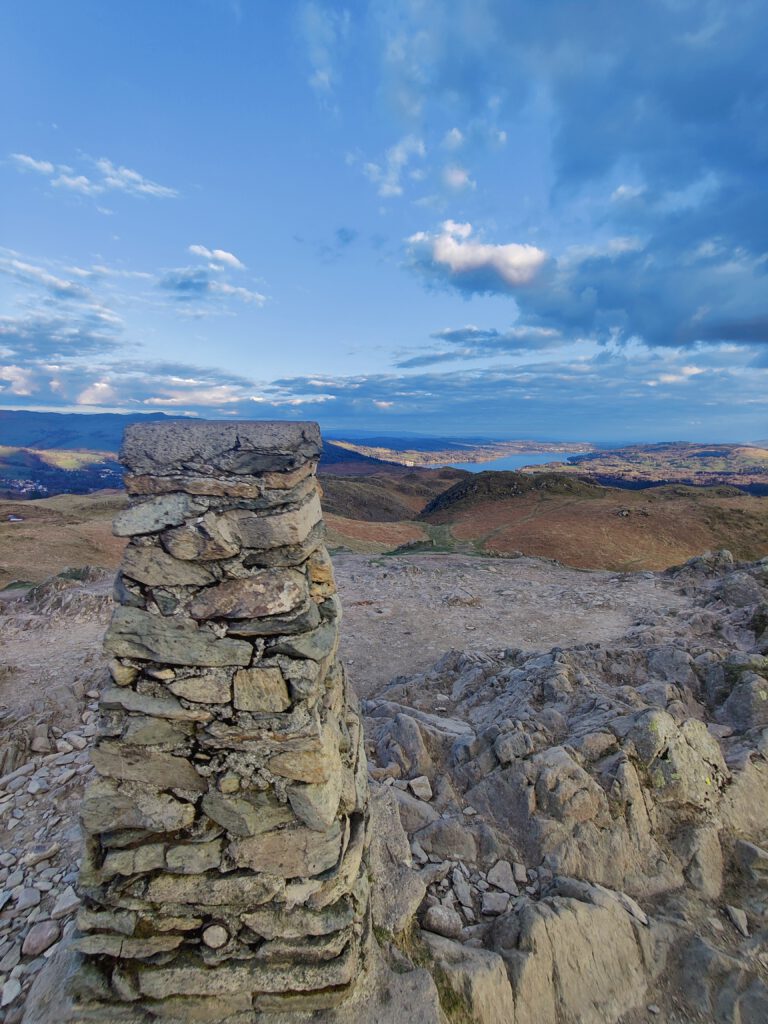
xmin=75 ymin=419 xmax=369 ymax=1018
xmin=359 ymin=551 xmax=768 ymax=1024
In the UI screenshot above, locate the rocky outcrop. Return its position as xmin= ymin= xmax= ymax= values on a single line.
xmin=364 ymin=551 xmax=768 ymax=1023
xmin=72 ymin=421 xmax=370 ymax=1020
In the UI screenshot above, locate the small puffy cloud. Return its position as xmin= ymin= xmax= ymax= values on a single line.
xmin=611 ymin=184 xmax=646 ymax=202
xmin=11 ymin=153 xmax=54 ymax=174
xmin=409 ymin=221 xmax=547 ymax=293
xmin=335 ymin=227 xmax=357 ymax=246
xmin=0 ymin=364 xmax=36 ymax=396
xmin=188 ymin=245 xmax=245 ymax=270
xmin=0 ymin=309 xmax=122 ymax=360
xmin=443 ymin=165 xmax=475 ymax=190
xmin=442 ymin=128 xmax=464 ymax=150
xmin=141 ymin=384 xmax=246 ymax=407
xmin=159 ymin=268 xmax=211 ymax=299
xmin=364 ymin=134 xmax=425 ymax=197
xmin=76 ymin=380 xmax=118 ymax=405
xmin=433 ymin=324 xmax=563 ymax=350
xmin=214 ymin=282 xmax=265 ymax=303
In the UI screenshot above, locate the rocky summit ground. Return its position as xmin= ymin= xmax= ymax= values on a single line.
xmin=1 ymin=550 xmax=768 ymax=1022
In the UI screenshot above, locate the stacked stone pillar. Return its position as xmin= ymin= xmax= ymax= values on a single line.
xmin=74 ymin=421 xmax=369 ymax=1021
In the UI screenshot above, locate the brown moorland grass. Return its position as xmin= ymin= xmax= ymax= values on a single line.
xmin=325 ymin=513 xmax=429 ymax=553
xmin=0 ymin=491 xmax=127 ymax=587
xmin=440 ymin=488 xmax=768 ymax=570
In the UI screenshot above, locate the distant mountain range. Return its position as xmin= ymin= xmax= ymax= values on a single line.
xmin=0 ymin=410 xmax=393 ymax=497
xmin=0 ymin=410 xmax=173 ymax=451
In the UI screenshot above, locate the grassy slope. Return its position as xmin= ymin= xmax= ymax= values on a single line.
xmin=0 ymin=446 xmax=117 ymax=471
xmin=422 ymin=475 xmax=768 ymax=570
xmin=0 ymin=492 xmax=127 ymax=587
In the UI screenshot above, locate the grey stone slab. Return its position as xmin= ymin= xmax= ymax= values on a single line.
xmin=189 ymin=570 xmax=307 ymax=620
xmin=105 ymin=607 xmax=252 ymax=666
xmin=120 ymin=420 xmax=322 ymax=475
xmin=113 ymin=494 xmax=197 ymax=537
xmin=121 ymin=544 xmax=217 ymax=587
xmin=91 ymin=741 xmax=208 ymax=793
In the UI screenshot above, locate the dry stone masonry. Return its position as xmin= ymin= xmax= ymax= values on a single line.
xmin=74 ymin=421 xmax=370 ymax=1020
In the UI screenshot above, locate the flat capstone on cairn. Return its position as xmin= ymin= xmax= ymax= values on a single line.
xmin=73 ymin=421 xmax=370 ymax=1020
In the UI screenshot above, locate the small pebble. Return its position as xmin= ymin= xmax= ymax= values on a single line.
xmin=202 ymin=925 xmax=229 ymax=948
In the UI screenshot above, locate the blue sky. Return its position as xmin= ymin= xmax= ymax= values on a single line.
xmin=1 ymin=0 xmax=766 ymax=441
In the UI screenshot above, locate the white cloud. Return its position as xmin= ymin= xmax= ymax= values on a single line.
xmin=656 ymin=365 xmax=705 ymax=384
xmin=77 ymin=380 xmax=118 ymax=405
xmin=10 ymin=151 xmax=177 ymax=199
xmin=610 ymin=183 xmax=646 ymax=202
xmin=442 ymin=128 xmax=464 ymax=150
xmin=95 ymin=158 xmax=177 ymax=198
xmin=300 ymin=2 xmax=350 ymax=93
xmin=212 ymin=282 xmax=266 ymax=304
xmin=189 ymin=244 xmax=245 ymax=270
xmin=0 ymin=257 xmax=88 ymax=299
xmin=410 ymin=220 xmax=547 ymax=288
xmin=143 ymin=385 xmax=244 ymax=407
xmin=52 ymin=173 xmax=103 ymax=195
xmin=11 ymin=153 xmax=54 ymax=174
xmin=443 ymin=165 xmax=475 ymax=190
xmin=364 ymin=134 xmax=425 ymax=197
xmin=0 ymin=364 xmax=35 ymax=395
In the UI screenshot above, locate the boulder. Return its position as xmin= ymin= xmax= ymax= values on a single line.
xmin=367 ymin=788 xmax=427 ymax=935
xmin=423 ymin=906 xmax=463 ymax=939
xmin=492 ymin=893 xmax=654 ymax=1024
xmin=421 ymin=932 xmax=514 ymax=1024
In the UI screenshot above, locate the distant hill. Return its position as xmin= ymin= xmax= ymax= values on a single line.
xmin=320 ymin=467 xmax=465 ymax=522
xmin=0 ymin=446 xmax=122 ymax=498
xmin=421 ymin=470 xmax=605 ymax=517
xmin=525 ymin=441 xmax=768 ymax=495
xmin=319 ymin=441 xmax=394 ymax=473
xmin=414 ymin=469 xmax=768 ymax=569
xmin=0 ymin=410 xmax=173 ymax=451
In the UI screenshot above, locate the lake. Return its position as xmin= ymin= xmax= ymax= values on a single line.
xmin=444 ymin=452 xmax=573 ymax=472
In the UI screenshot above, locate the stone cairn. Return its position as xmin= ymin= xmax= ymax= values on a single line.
xmin=73 ymin=421 xmax=370 ymax=1020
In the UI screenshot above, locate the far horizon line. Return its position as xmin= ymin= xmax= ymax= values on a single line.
xmin=0 ymin=407 xmax=765 ymax=449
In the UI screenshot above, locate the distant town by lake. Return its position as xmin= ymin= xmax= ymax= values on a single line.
xmin=444 ymin=452 xmax=573 ymax=473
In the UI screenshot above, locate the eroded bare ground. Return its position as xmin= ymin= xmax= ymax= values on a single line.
xmin=0 ymin=554 xmax=686 ymax=725
xmin=1 ymin=551 xmax=768 ymax=1023
xmin=334 ymin=553 xmax=687 ymax=698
